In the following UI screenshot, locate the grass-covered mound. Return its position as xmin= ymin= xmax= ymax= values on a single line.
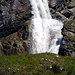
xmin=0 ymin=53 xmax=75 ymax=75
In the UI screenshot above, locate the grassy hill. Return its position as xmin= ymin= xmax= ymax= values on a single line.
xmin=0 ymin=53 xmax=75 ymax=75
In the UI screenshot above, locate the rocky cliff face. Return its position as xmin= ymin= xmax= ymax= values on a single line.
xmin=0 ymin=0 xmax=75 ymax=57
xmin=49 ymin=0 xmax=75 ymax=22
xmin=49 ymin=0 xmax=75 ymax=57
xmin=0 ymin=0 xmax=31 ymax=55
xmin=59 ymin=20 xmax=75 ymax=57
xmin=0 ymin=0 xmax=31 ymax=38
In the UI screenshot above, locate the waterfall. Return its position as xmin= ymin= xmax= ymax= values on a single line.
xmin=28 ymin=0 xmax=63 ymax=54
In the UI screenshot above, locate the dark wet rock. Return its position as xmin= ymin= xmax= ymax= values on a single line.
xmin=0 ymin=0 xmax=75 ymax=57
xmin=59 ymin=20 xmax=75 ymax=57
xmin=0 ymin=0 xmax=30 ymax=38
xmin=49 ymin=0 xmax=75 ymax=22
xmin=48 ymin=0 xmax=75 ymax=57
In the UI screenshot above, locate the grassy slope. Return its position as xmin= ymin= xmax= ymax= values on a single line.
xmin=0 ymin=53 xmax=75 ymax=75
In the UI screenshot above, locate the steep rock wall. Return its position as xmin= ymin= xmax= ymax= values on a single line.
xmin=0 ymin=0 xmax=31 ymax=55
xmin=0 ymin=0 xmax=30 ymax=38
xmin=0 ymin=0 xmax=75 ymax=57
xmin=48 ymin=0 xmax=75 ymax=57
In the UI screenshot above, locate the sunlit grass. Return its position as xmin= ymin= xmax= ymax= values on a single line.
xmin=0 ymin=53 xmax=75 ymax=75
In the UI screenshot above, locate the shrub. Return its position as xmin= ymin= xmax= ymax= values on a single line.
xmin=52 ymin=64 xmax=61 ymax=74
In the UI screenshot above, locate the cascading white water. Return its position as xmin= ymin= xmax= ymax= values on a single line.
xmin=29 ymin=0 xmax=63 ymax=54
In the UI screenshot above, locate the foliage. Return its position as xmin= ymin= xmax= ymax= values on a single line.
xmin=61 ymin=56 xmax=75 ymax=75
xmin=0 ymin=53 xmax=75 ymax=75
xmin=52 ymin=64 xmax=61 ymax=74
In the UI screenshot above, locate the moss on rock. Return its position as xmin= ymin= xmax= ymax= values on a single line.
xmin=0 ymin=31 xmax=28 ymax=55
xmin=63 ymin=20 xmax=75 ymax=28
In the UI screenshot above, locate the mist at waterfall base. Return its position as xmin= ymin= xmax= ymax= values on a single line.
xmin=28 ymin=0 xmax=63 ymax=54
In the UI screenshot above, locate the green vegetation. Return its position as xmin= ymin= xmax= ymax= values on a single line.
xmin=0 ymin=53 xmax=75 ymax=75
xmin=66 ymin=36 xmax=75 ymax=51
xmin=67 ymin=36 xmax=75 ymax=42
xmin=64 ymin=20 xmax=75 ymax=28
xmin=67 ymin=46 xmax=75 ymax=51
xmin=0 ymin=49 xmax=2 ymax=56
xmin=63 ymin=20 xmax=75 ymax=52
xmin=64 ymin=0 xmax=71 ymax=5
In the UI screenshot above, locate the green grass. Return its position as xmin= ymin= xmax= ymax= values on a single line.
xmin=0 ymin=53 xmax=75 ymax=75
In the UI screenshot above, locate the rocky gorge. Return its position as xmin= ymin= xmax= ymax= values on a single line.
xmin=0 ymin=0 xmax=75 ymax=57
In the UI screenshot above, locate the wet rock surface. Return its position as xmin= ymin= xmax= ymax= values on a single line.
xmin=59 ymin=20 xmax=75 ymax=57
xmin=49 ymin=0 xmax=75 ymax=23
xmin=0 ymin=0 xmax=75 ymax=57
xmin=48 ymin=0 xmax=75 ymax=57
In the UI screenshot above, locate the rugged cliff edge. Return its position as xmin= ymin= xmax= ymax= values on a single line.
xmin=0 ymin=0 xmax=31 ymax=55
xmin=0 ymin=0 xmax=75 ymax=57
